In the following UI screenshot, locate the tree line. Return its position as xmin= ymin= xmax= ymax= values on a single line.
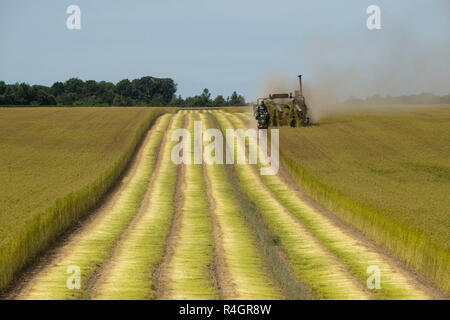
xmin=0 ymin=77 xmax=246 ymax=107
xmin=175 ymin=88 xmax=246 ymax=108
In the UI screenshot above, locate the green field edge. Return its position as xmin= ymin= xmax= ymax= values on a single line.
xmin=0 ymin=108 xmax=169 ymax=293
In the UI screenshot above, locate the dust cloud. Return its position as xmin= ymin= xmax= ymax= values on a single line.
xmin=259 ymin=6 xmax=450 ymax=122
xmin=305 ymin=32 xmax=450 ymax=121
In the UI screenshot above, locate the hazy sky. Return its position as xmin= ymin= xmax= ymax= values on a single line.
xmin=1 ymin=0 xmax=449 ymax=100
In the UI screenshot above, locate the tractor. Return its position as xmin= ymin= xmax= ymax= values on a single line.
xmin=253 ymin=75 xmax=311 ymax=128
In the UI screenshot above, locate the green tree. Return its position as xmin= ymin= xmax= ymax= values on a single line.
xmin=185 ymin=95 xmax=203 ymax=108
xmin=213 ymin=95 xmax=226 ymax=106
xmin=37 ymin=91 xmax=56 ymax=105
xmin=85 ymin=80 xmax=99 ymax=96
xmin=51 ymin=82 xmax=64 ymax=96
xmin=15 ymin=83 xmax=30 ymax=105
xmin=150 ymin=94 xmax=164 ymax=106
xmin=169 ymin=95 xmax=184 ymax=107
xmin=0 ymin=81 xmax=6 ymax=95
xmin=229 ymin=91 xmax=246 ymax=106
xmin=132 ymin=76 xmax=154 ymax=103
xmin=112 ymin=94 xmax=124 ymax=106
xmin=116 ymin=79 xmax=133 ymax=97
xmin=0 ymin=76 xmax=178 ymax=106
xmin=159 ymin=78 xmax=177 ymax=104
xmin=56 ymin=92 xmax=77 ymax=105
xmin=200 ymin=88 xmax=211 ymax=106
xmin=64 ymin=78 xmax=84 ymax=95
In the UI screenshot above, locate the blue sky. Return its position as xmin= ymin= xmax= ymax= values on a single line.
xmin=1 ymin=0 xmax=449 ymax=100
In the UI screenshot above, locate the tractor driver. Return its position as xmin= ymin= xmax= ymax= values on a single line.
xmin=256 ymin=100 xmax=269 ymax=118
xmin=255 ymin=100 xmax=270 ymax=128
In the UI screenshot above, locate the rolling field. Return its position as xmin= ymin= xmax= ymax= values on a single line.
xmin=2 ymin=0 xmax=449 ymax=304
xmin=0 ymin=107 xmax=167 ymax=292
xmin=1 ymin=108 xmax=446 ymax=300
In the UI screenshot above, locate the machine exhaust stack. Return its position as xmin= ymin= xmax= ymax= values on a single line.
xmin=254 ymin=74 xmax=311 ymax=128
xmin=298 ymin=75 xmax=303 ymax=96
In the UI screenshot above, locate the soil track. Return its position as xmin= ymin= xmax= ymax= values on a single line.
xmin=2 ymin=110 xmax=446 ymax=300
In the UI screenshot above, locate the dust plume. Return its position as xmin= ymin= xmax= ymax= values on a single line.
xmin=259 ymin=73 xmax=293 ymax=97
xmin=260 ymin=5 xmax=450 ymax=122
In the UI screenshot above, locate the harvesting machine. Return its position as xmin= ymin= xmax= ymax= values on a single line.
xmin=253 ymin=75 xmax=311 ymax=128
